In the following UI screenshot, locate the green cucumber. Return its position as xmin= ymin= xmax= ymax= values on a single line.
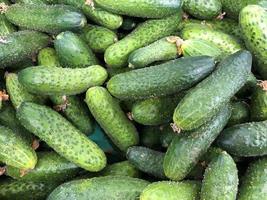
xmin=17 ymin=102 xmax=106 ymax=171
xmin=0 ymin=30 xmax=50 ymax=68
xmin=85 ymin=86 xmax=139 ymax=152
xmin=95 ymin=0 xmax=182 ymax=18
xmin=251 ymin=83 xmax=267 ymax=121
xmin=5 ymin=4 xmax=87 ymax=34
xmin=18 ymin=65 xmax=107 ymax=95
xmin=37 ymin=47 xmax=61 ymax=67
xmin=47 ymin=176 xmax=149 ymax=200
xmin=164 ymin=105 xmax=231 ymax=181
xmin=107 ymin=67 xmax=132 ymax=78
xmin=104 ymin=12 xmax=182 ymax=68
xmin=140 ymin=181 xmax=200 ymax=200
xmin=54 ymin=31 xmax=98 ymax=68
xmin=216 ymin=120 xmax=267 ymax=157
xmin=0 ymin=14 xmax=16 ymax=36
xmin=173 ymin=50 xmax=251 ymax=131
xmin=14 ymin=0 xmax=47 ymax=4
xmin=238 ymin=157 xmax=267 ymax=200
xmin=227 ymin=101 xmax=250 ymax=127
xmin=107 ymin=56 xmax=216 ymax=100
xmin=237 ymin=72 xmax=257 ymax=98
xmin=200 ymin=151 xmax=238 ymax=200
xmin=159 ymin=125 xmax=176 ymax=148
xmin=121 ymin=17 xmax=137 ymax=31
xmin=140 ymin=126 xmax=162 ymax=149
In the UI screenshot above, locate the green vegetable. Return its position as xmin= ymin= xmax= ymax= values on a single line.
xmin=251 ymin=82 xmax=267 ymax=121
xmin=140 ymin=126 xmax=162 ymax=149
xmin=227 ymin=101 xmax=250 ymax=127
xmin=37 ymin=47 xmax=61 ymax=67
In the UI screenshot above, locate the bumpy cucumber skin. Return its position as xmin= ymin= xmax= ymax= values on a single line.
xmin=140 ymin=181 xmax=200 ymax=200
xmin=18 ymin=65 xmax=107 ymax=95
xmin=183 ymin=0 xmax=222 ymax=20
xmin=107 ymin=56 xmax=215 ymax=100
xmin=17 ymin=102 xmax=106 ymax=172
xmin=55 ymin=31 xmax=98 ymax=68
xmin=216 ymin=120 xmax=267 ymax=157
xmin=227 ymin=101 xmax=250 ymax=127
xmin=201 ymin=152 xmax=238 ymax=200
xmin=0 ymin=30 xmax=49 ymax=68
xmin=251 ymin=85 xmax=267 ymax=121
xmin=0 ymin=125 xmax=37 ymax=170
xmin=104 ymin=12 xmax=182 ymax=68
xmin=37 ymin=47 xmax=61 ymax=67
xmin=164 ymin=105 xmax=231 ymax=181
xmin=5 ymin=4 xmax=87 ymax=34
xmin=238 ymin=157 xmax=267 ymax=200
xmin=173 ymin=50 xmax=251 ymax=131
xmin=140 ymin=126 xmax=162 ymax=149
xmin=47 ymin=176 xmax=149 ymax=200
xmin=240 ymin=5 xmax=267 ymax=79
xmin=85 ymin=86 xmax=139 ymax=152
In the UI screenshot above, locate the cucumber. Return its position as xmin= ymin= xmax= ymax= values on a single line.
xmin=164 ymin=105 xmax=231 ymax=181
xmin=95 ymin=0 xmax=182 ymax=18
xmin=200 ymin=151 xmax=238 ymax=200
xmin=85 ymin=86 xmax=139 ymax=152
xmin=0 ymin=30 xmax=50 ymax=68
xmin=121 ymin=17 xmax=137 ymax=31
xmin=5 ymin=4 xmax=87 ymax=34
xmin=216 ymin=120 xmax=267 ymax=157
xmin=173 ymin=50 xmax=252 ymax=131
xmin=227 ymin=101 xmax=250 ymax=127
xmin=18 ymin=65 xmax=107 ymax=95
xmin=238 ymin=157 xmax=267 ymax=200
xmin=251 ymin=83 xmax=267 ymax=121
xmin=47 ymin=176 xmax=149 ymax=200
xmin=183 ymin=0 xmax=222 ymax=20
xmin=107 ymin=67 xmax=132 ymax=78
xmin=104 ymin=12 xmax=182 ymax=68
xmin=140 ymin=126 xmax=162 ymax=149
xmin=54 ymin=31 xmax=98 ymax=68
xmin=240 ymin=5 xmax=267 ymax=79
xmin=237 ymin=72 xmax=257 ymax=98
xmin=107 ymin=56 xmax=216 ymax=100
xmin=0 ymin=125 xmax=37 ymax=170
xmin=80 ymin=25 xmax=118 ymax=53
xmin=0 ymin=13 xmax=16 ymax=36
xmin=37 ymin=47 xmax=61 ymax=67
xmin=140 ymin=181 xmax=200 ymax=200
xmin=17 ymin=102 xmax=106 ymax=171
xmin=14 ymin=0 xmax=47 ymax=3
xmin=159 ymin=125 xmax=176 ymax=148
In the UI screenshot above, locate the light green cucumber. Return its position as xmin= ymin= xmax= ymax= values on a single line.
xmin=0 ymin=14 xmax=16 ymax=37
xmin=251 ymin=82 xmax=267 ymax=121
xmin=37 ymin=47 xmax=61 ymax=67
xmin=227 ymin=101 xmax=250 ymax=127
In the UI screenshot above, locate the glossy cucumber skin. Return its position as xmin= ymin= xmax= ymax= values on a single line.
xmin=216 ymin=120 xmax=267 ymax=157
xmin=240 ymin=5 xmax=267 ymax=79
xmin=227 ymin=101 xmax=250 ymax=127
xmin=107 ymin=56 xmax=216 ymax=100
xmin=47 ymin=176 xmax=149 ymax=200
xmin=164 ymin=105 xmax=231 ymax=181
xmin=173 ymin=50 xmax=252 ymax=131
xmin=104 ymin=12 xmax=182 ymax=68
xmin=0 ymin=30 xmax=50 ymax=68
xmin=5 ymin=4 xmax=87 ymax=34
xmin=251 ymin=84 xmax=267 ymax=121
xmin=238 ymin=157 xmax=267 ymax=200
xmin=37 ymin=47 xmax=61 ymax=67
xmin=17 ymin=102 xmax=106 ymax=172
xmin=55 ymin=31 xmax=98 ymax=68
xmin=200 ymin=152 xmax=238 ymax=200
xmin=140 ymin=126 xmax=162 ymax=149
xmin=85 ymin=86 xmax=139 ymax=152
xmin=18 ymin=65 xmax=108 ymax=95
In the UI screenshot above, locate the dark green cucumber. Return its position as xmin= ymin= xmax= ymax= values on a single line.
xmin=0 ymin=12 xmax=16 ymax=36
xmin=107 ymin=56 xmax=216 ymax=100
xmin=238 ymin=157 xmax=267 ymax=200
xmin=164 ymin=105 xmax=231 ymax=181
xmin=216 ymin=120 xmax=267 ymax=157
xmin=37 ymin=47 xmax=61 ymax=67
xmin=107 ymin=67 xmax=132 ymax=78
xmin=140 ymin=181 xmax=200 ymax=200
xmin=227 ymin=101 xmax=250 ymax=127
xmin=200 ymin=151 xmax=238 ymax=200
xmin=5 ymin=4 xmax=87 ymax=34
xmin=140 ymin=126 xmax=162 ymax=149
xmin=173 ymin=50 xmax=251 ymax=131
xmin=47 ymin=176 xmax=149 ymax=200
xmin=54 ymin=31 xmax=98 ymax=68
xmin=95 ymin=0 xmax=182 ymax=18
xmin=85 ymin=86 xmax=139 ymax=152
xmin=0 ymin=30 xmax=50 ymax=68
xmin=159 ymin=125 xmax=176 ymax=148
xmin=17 ymin=102 xmax=106 ymax=171
xmin=251 ymin=83 xmax=267 ymax=121
xmin=121 ymin=17 xmax=137 ymax=31
xmin=104 ymin=12 xmax=182 ymax=68
xmin=18 ymin=65 xmax=107 ymax=95
xmin=237 ymin=72 xmax=257 ymax=98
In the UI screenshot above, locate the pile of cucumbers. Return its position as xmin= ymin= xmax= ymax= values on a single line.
xmin=0 ymin=0 xmax=266 ymax=199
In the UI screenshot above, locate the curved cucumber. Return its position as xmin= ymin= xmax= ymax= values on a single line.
xmin=85 ymin=86 xmax=139 ymax=152
xmin=17 ymin=102 xmax=106 ymax=171
xmin=173 ymin=50 xmax=252 ymax=131
xmin=37 ymin=47 xmax=61 ymax=67
xmin=227 ymin=101 xmax=250 ymax=127
xmin=107 ymin=56 xmax=216 ymax=100
xmin=251 ymin=83 xmax=267 ymax=121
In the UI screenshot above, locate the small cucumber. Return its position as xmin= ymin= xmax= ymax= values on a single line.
xmin=54 ymin=31 xmax=98 ymax=68
xmin=85 ymin=86 xmax=139 ymax=152
xmin=47 ymin=176 xmax=149 ymax=200
xmin=251 ymin=82 xmax=267 ymax=121
xmin=216 ymin=120 xmax=267 ymax=157
xmin=37 ymin=47 xmax=61 ymax=67
xmin=200 ymin=151 xmax=238 ymax=200
xmin=17 ymin=102 xmax=106 ymax=171
xmin=227 ymin=101 xmax=250 ymax=127
xmin=107 ymin=56 xmax=216 ymax=100
xmin=104 ymin=12 xmax=182 ymax=68
xmin=173 ymin=50 xmax=252 ymax=131
xmin=140 ymin=126 xmax=162 ymax=149
xmin=18 ymin=65 xmax=107 ymax=95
